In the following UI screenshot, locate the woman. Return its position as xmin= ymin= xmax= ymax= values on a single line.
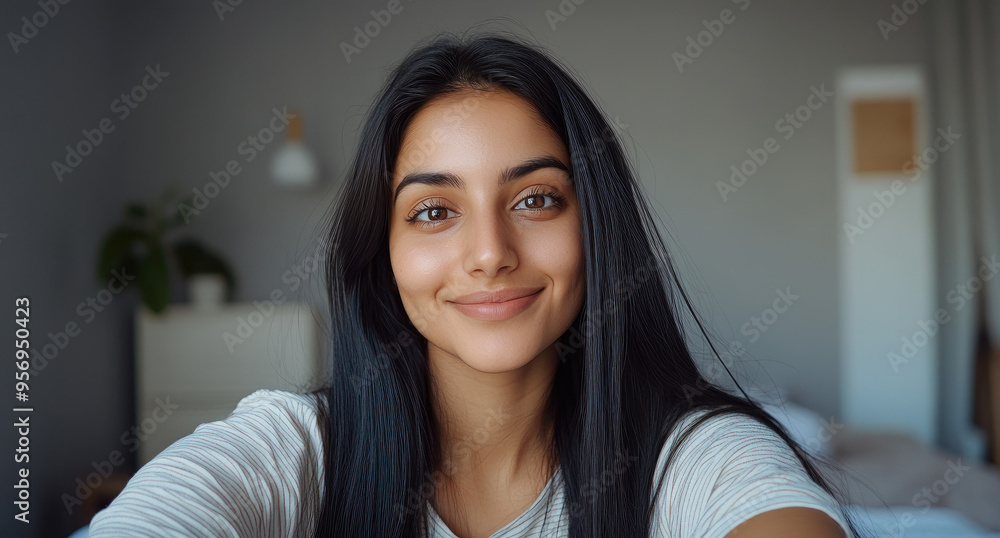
xmin=89 ymin=31 xmax=871 ymax=537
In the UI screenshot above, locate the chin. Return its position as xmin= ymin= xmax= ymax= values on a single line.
xmin=455 ymin=344 xmax=540 ymax=374
xmin=461 ymin=354 xmax=535 ymax=374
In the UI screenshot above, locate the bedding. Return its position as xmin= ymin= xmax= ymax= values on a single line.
xmin=756 ymin=392 xmax=1000 ymax=536
xmin=71 ymin=390 xmax=1000 ymax=537
xmin=846 ymin=505 xmax=1000 ymax=537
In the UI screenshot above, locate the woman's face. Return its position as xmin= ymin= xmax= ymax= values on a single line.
xmin=388 ymin=89 xmax=585 ymax=374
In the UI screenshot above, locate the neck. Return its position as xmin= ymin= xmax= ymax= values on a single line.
xmin=428 ymin=343 xmax=559 ymax=489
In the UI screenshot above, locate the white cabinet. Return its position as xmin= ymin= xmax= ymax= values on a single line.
xmin=134 ymin=301 xmax=324 ymax=465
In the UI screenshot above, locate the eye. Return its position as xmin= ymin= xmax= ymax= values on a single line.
xmin=517 ymin=195 xmax=545 ymax=209
xmin=404 ymin=199 xmax=456 ymax=227
xmin=513 ymin=188 xmax=567 ymax=211
xmin=424 ymin=208 xmax=449 ymax=220
xmin=403 ymin=188 xmax=568 ymax=228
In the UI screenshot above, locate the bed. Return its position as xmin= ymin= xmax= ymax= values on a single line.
xmin=758 ymin=397 xmax=1000 ymax=537
xmin=850 ymin=505 xmax=1000 ymax=537
xmin=71 ymin=395 xmax=1000 ymax=537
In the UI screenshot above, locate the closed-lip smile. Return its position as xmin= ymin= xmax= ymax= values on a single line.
xmin=447 ymin=287 xmax=544 ymax=321
xmin=449 ymin=287 xmax=544 ymax=304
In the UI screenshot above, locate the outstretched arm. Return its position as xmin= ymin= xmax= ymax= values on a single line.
xmin=724 ymin=506 xmax=847 ymax=537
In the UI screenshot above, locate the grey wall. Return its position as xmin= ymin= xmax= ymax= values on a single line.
xmin=1 ymin=2 xmax=133 ymax=537
xmin=1 ymin=1 xmax=933 ymax=536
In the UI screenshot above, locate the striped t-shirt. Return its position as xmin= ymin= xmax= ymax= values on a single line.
xmin=88 ymin=388 xmax=853 ymax=537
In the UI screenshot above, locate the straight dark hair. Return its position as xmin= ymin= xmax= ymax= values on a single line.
xmin=309 ymin=29 xmax=874 ymax=537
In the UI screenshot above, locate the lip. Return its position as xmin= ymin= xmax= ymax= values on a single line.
xmin=448 ymin=287 xmax=544 ymax=321
xmin=450 ymin=287 xmax=544 ymax=304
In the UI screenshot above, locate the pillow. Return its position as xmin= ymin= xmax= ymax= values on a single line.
xmin=722 ymin=385 xmax=834 ymax=459
xmin=758 ymin=399 xmax=835 ymax=459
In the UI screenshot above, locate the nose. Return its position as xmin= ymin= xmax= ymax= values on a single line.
xmin=462 ymin=205 xmax=518 ymax=278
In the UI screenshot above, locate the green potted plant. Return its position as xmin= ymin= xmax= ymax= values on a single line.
xmin=96 ymin=184 xmax=237 ymax=314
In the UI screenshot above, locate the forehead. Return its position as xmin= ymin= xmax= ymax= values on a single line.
xmin=392 ymin=90 xmax=565 ymax=185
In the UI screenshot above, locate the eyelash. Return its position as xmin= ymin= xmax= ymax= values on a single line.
xmin=404 ymin=188 xmax=568 ymax=228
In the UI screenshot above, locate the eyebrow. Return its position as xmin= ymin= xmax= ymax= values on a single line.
xmin=393 ymin=155 xmax=571 ymax=205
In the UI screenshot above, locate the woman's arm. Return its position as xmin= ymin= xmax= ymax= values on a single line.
xmin=724 ymin=506 xmax=847 ymax=537
xmin=87 ymin=389 xmax=324 ymax=537
xmin=651 ymin=409 xmax=853 ymax=537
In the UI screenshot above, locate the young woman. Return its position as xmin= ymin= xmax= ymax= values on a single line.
xmin=89 ymin=31 xmax=872 ymax=537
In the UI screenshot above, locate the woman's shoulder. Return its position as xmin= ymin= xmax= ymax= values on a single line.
xmin=87 ymin=388 xmax=328 ymax=537
xmin=183 ymin=387 xmax=328 ymax=462
xmin=225 ymin=387 xmax=326 ymax=425
xmin=657 ymin=406 xmax=789 ymax=459
xmin=650 ymin=407 xmax=853 ymax=537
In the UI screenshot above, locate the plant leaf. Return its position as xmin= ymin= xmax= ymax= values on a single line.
xmin=169 ymin=192 xmax=195 ymax=227
xmin=173 ymin=238 xmax=237 ymax=299
xmin=124 ymin=203 xmax=147 ymax=220
xmin=139 ymin=241 xmax=171 ymax=313
xmin=96 ymin=227 xmax=147 ymax=285
xmin=173 ymin=239 xmax=208 ymax=276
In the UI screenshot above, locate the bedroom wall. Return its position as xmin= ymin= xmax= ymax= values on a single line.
xmin=1 ymin=1 xmax=934 ymax=536
xmin=0 ymin=2 xmax=132 ymax=537
xmin=108 ymin=0 xmax=931 ymax=415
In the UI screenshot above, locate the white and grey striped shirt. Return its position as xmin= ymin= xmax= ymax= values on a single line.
xmin=88 ymin=389 xmax=853 ymax=537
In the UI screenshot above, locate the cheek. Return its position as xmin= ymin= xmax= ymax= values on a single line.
xmin=390 ymin=238 xmax=452 ymax=298
xmin=390 ymin=238 xmax=456 ymax=334
xmin=523 ymin=219 xmax=585 ymax=287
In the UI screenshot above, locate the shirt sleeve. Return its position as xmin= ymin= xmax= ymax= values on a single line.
xmin=87 ymin=389 xmax=325 ymax=538
xmin=651 ymin=408 xmax=853 ymax=538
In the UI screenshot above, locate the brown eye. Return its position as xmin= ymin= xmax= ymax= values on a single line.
xmin=523 ymin=196 xmax=544 ymax=209
xmin=514 ymin=189 xmax=566 ymax=212
xmin=405 ymin=202 xmax=456 ymax=226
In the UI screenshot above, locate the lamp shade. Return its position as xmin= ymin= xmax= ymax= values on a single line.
xmin=271 ymin=110 xmax=319 ymax=188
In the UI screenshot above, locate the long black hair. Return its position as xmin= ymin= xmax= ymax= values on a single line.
xmin=309 ymin=29 xmax=874 ymax=537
